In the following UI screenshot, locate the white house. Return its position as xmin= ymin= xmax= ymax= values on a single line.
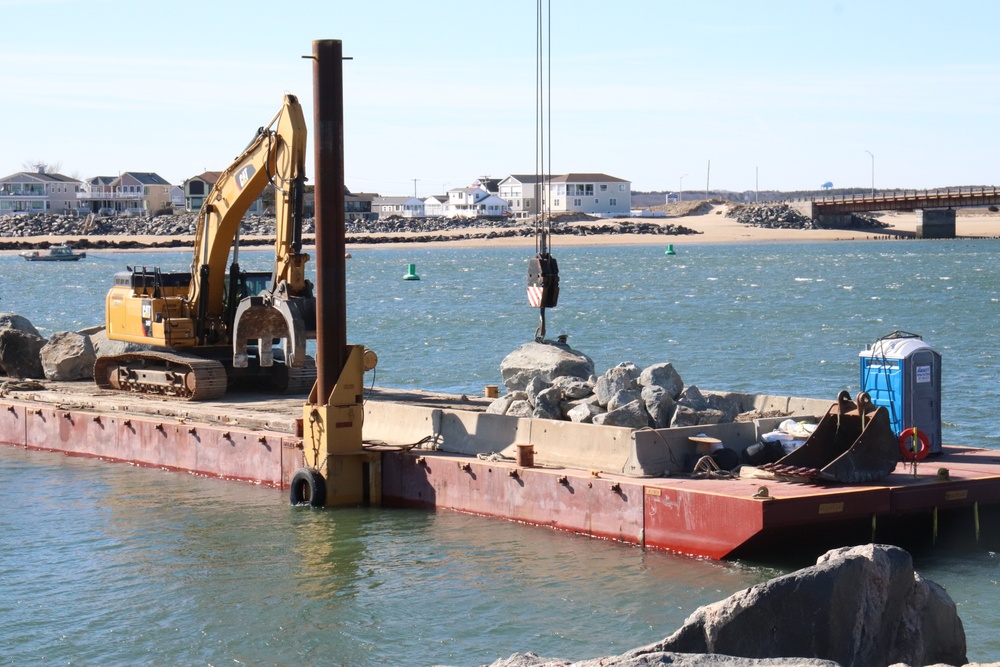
xmin=498 ymin=174 xmax=543 ymax=219
xmin=373 ymin=195 xmax=425 ymax=218
xmin=445 ymin=187 xmax=511 ymax=219
xmin=545 ymin=173 xmax=631 ymax=217
xmin=0 ymin=168 xmax=81 ymax=215
xmin=423 ymin=195 xmax=447 ymax=217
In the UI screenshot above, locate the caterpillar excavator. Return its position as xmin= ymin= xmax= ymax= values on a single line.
xmin=95 ymin=94 xmax=316 ymax=400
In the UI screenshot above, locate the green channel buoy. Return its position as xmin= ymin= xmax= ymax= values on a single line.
xmin=665 ymin=244 xmax=676 ymax=255
xmin=403 ymin=263 xmax=421 ymax=280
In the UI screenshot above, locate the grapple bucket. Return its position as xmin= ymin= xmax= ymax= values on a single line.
xmin=231 ymin=294 xmax=315 ymax=369
xmin=761 ymin=391 xmax=900 ymax=484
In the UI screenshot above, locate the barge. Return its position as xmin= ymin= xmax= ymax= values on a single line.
xmin=2 ymin=380 xmax=998 ymax=560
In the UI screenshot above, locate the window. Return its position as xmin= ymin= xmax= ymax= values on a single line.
xmin=554 ymin=199 xmax=560 ymax=207
xmin=600 ymin=184 xmax=607 ymax=191
xmin=189 ymin=181 xmax=205 ymax=195
xmin=573 ymin=198 xmax=581 ymax=206
xmin=610 ymin=198 xmax=617 ymax=206
xmin=619 ymin=184 xmax=626 ymax=191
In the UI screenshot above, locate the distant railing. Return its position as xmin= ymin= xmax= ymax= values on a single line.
xmin=76 ymin=191 xmax=144 ymax=200
xmin=793 ymin=186 xmax=1000 ymax=205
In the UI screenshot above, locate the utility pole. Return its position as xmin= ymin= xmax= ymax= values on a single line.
xmin=705 ymin=159 xmax=710 ymax=200
xmin=755 ymin=166 xmax=759 ymax=203
xmin=865 ymin=150 xmax=874 ymax=197
xmin=412 ymin=178 xmax=419 ymax=197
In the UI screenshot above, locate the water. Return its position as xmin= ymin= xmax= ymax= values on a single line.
xmin=1 ymin=240 xmax=999 ymax=664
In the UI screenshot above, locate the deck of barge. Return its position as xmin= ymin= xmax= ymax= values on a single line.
xmin=2 ymin=380 xmax=999 ymax=560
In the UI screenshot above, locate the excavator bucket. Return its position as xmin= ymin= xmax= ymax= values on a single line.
xmin=231 ymin=294 xmax=315 ymax=369
xmin=761 ymin=391 xmax=900 ymax=484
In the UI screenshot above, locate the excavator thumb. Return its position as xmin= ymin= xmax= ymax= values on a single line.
xmin=231 ymin=293 xmax=315 ymax=369
xmin=760 ymin=391 xmax=900 ymax=484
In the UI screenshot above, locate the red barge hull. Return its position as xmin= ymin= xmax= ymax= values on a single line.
xmin=2 ymin=384 xmax=999 ymax=560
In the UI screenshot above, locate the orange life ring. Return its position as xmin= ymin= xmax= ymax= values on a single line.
xmin=899 ymin=428 xmax=930 ymax=461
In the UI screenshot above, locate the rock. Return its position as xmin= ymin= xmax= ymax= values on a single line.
xmin=677 ymin=385 xmax=709 ymax=411
xmin=639 ymin=362 xmax=684 ymax=398
xmin=532 ymin=386 xmax=563 ymax=421
xmin=551 ymin=375 xmax=594 ymax=399
xmin=0 ymin=312 xmax=40 ymax=337
xmin=489 ymin=651 xmax=839 ymax=666
xmin=87 ymin=328 xmax=153 ymax=357
xmin=506 ymin=400 xmax=533 ymax=418
xmin=706 ymin=392 xmax=741 ymax=423
xmin=594 ymin=363 xmax=641 ymax=407
xmin=669 ymin=405 xmax=700 ymax=428
xmin=0 ymin=329 xmax=46 ymax=378
xmin=500 ymin=342 xmax=595 ymax=392
xmin=642 ymin=385 xmax=676 ymax=428
xmin=607 ymin=388 xmax=641 ymax=412
xmin=487 ymin=392 xmax=524 ymax=416
xmin=560 ymin=394 xmax=600 ymax=418
xmin=566 ymin=402 xmax=604 ymax=424
xmin=651 ymin=544 xmax=967 ymax=667
xmin=525 ymin=375 xmax=551 ymax=407
xmin=40 ymin=331 xmax=96 ymax=381
xmin=592 ymin=400 xmax=651 ymax=429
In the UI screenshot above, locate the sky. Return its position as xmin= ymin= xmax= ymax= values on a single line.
xmin=2 ymin=0 xmax=998 ymax=197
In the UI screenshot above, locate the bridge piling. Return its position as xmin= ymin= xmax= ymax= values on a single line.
xmin=916 ymin=209 xmax=956 ymax=239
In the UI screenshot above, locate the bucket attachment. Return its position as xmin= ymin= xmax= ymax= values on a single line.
xmin=761 ymin=391 xmax=899 ymax=484
xmin=232 ymin=292 xmax=315 ymax=369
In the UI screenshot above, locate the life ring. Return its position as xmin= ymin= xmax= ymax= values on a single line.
xmin=290 ymin=468 xmax=327 ymax=507
xmin=898 ymin=428 xmax=930 ymax=461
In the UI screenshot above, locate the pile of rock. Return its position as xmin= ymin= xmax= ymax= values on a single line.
xmin=0 ymin=313 xmax=98 ymax=381
xmin=726 ymin=203 xmax=815 ymax=229
xmin=488 ymin=342 xmax=742 ymax=429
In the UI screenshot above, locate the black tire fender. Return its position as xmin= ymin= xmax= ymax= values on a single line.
xmin=290 ymin=467 xmax=327 ymax=507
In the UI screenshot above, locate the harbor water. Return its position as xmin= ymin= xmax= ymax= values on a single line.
xmin=1 ymin=240 xmax=999 ymax=664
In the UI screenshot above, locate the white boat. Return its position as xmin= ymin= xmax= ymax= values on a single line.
xmin=20 ymin=243 xmax=86 ymax=262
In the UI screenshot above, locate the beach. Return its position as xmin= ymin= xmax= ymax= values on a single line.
xmin=2 ymin=204 xmax=999 ymax=255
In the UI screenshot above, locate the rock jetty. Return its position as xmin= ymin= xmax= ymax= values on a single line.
xmin=726 ymin=204 xmax=888 ymax=230
xmin=480 ymin=544 xmax=970 ymax=667
xmin=0 ymin=212 xmax=701 ymax=249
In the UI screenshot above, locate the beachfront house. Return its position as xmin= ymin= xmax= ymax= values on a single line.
xmin=77 ymin=172 xmax=172 ymax=216
xmin=499 ymin=173 xmax=631 ymax=218
xmin=423 ymin=195 xmax=447 ymax=217
xmin=373 ymin=195 xmax=425 ymax=218
xmin=498 ymin=174 xmax=543 ymax=219
xmin=445 ymin=187 xmax=510 ymax=219
xmin=0 ymin=168 xmax=81 ymax=216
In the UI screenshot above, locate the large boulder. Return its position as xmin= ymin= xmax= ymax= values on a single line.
xmin=40 ymin=331 xmax=97 ymax=381
xmin=0 ymin=313 xmax=40 ymax=337
xmin=500 ymin=342 xmax=595 ymax=392
xmin=532 ymin=386 xmax=563 ymax=421
xmin=87 ymin=328 xmax=153 ymax=357
xmin=649 ymin=544 xmax=966 ymax=667
xmin=594 ymin=362 xmax=641 ymax=407
xmin=639 ymin=361 xmax=684 ymax=398
xmin=0 ymin=329 xmax=46 ymax=378
xmin=642 ymin=385 xmax=676 ymax=428
xmin=592 ymin=400 xmax=651 ymax=429
xmin=488 ymin=652 xmax=838 ymax=666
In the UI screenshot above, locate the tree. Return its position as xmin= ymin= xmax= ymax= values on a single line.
xmin=21 ymin=160 xmax=62 ymax=175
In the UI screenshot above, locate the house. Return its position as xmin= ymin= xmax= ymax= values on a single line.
xmin=499 ymin=172 xmax=631 ymax=218
xmin=183 ymin=171 xmax=264 ymax=215
xmin=170 ymin=185 xmax=186 ymax=209
xmin=423 ymin=195 xmax=448 ymax=217
xmin=77 ymin=171 xmax=172 ymax=216
xmin=498 ymin=174 xmax=544 ymax=219
xmin=373 ymin=196 xmax=425 ymax=218
xmin=345 ymin=190 xmax=377 ymax=221
xmin=445 ymin=187 xmax=511 ymax=219
xmin=0 ymin=168 xmax=81 ymax=216
xmin=545 ymin=173 xmax=630 ymax=217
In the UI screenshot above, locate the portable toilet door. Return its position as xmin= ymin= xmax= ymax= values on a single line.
xmin=859 ymin=335 xmax=942 ymax=455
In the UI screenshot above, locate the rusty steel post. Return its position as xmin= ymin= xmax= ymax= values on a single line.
xmin=312 ymin=39 xmax=346 ymax=406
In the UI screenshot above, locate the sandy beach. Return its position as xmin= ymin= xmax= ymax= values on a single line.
xmin=2 ymin=204 xmax=999 ymax=255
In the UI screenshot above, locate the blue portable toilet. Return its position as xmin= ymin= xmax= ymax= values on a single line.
xmin=859 ymin=332 xmax=942 ymax=454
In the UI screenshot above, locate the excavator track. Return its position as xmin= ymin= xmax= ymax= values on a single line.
xmin=94 ymin=351 xmax=228 ymax=401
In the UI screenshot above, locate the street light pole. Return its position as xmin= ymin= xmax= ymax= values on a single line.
xmin=679 ymin=173 xmax=688 ymax=202
xmin=865 ymin=150 xmax=874 ymax=197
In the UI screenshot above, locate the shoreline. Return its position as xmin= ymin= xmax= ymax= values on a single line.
xmin=2 ymin=205 xmax=998 ymax=255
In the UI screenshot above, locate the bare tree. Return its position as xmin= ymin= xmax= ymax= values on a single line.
xmin=21 ymin=160 xmax=62 ymax=175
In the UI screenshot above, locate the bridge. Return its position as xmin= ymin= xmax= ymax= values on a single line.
xmin=790 ymin=186 xmax=1000 ymax=238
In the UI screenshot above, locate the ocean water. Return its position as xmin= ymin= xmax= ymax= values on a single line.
xmin=1 ymin=239 xmax=998 ymax=665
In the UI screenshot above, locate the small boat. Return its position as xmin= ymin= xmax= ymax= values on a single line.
xmin=20 ymin=243 xmax=86 ymax=262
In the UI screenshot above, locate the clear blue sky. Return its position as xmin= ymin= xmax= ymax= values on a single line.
xmin=2 ymin=0 xmax=997 ymax=196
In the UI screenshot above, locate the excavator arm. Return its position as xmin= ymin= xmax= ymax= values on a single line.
xmin=186 ymin=94 xmax=315 ymax=368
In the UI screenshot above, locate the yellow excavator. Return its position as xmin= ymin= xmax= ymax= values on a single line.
xmin=95 ymin=94 xmax=316 ymax=400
